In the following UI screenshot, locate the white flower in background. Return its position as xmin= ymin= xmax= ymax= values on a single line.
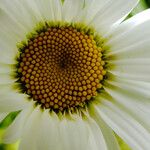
xmin=0 ymin=0 xmax=150 ymax=150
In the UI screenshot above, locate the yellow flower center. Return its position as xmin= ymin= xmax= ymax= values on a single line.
xmin=17 ymin=24 xmax=106 ymax=112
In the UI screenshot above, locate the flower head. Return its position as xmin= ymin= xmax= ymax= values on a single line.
xmin=16 ymin=22 xmax=106 ymax=113
xmin=0 ymin=0 xmax=150 ymax=150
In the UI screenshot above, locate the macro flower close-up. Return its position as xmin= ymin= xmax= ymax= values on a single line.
xmin=0 ymin=0 xmax=150 ymax=150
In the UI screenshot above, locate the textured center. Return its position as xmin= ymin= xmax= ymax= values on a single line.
xmin=17 ymin=26 xmax=106 ymax=112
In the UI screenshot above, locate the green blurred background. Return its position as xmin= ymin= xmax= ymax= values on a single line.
xmin=0 ymin=0 xmax=150 ymax=150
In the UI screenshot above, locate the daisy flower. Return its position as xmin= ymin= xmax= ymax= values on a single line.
xmin=0 ymin=0 xmax=150 ymax=150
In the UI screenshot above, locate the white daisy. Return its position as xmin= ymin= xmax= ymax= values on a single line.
xmin=0 ymin=0 xmax=150 ymax=150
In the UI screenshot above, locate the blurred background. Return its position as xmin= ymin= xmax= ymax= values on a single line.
xmin=0 ymin=0 xmax=150 ymax=150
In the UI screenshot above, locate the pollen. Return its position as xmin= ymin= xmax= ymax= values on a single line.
xmin=17 ymin=25 xmax=106 ymax=112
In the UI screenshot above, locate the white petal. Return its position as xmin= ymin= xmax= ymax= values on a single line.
xmin=106 ymin=11 xmax=150 ymax=82
xmin=82 ymin=0 xmax=110 ymax=23
xmin=107 ymin=9 xmax=150 ymax=39
xmin=36 ymin=111 xmax=62 ymax=150
xmin=95 ymin=101 xmax=150 ymax=150
xmin=0 ymin=70 xmax=16 ymax=92
xmin=29 ymin=111 xmax=90 ymax=150
xmin=90 ymin=107 xmax=120 ymax=150
xmin=0 ymin=0 xmax=63 ymax=32
xmin=106 ymin=77 xmax=150 ymax=98
xmin=0 ymin=94 xmax=28 ymax=112
xmin=59 ymin=115 xmax=89 ymax=150
xmin=0 ymin=63 xmax=14 ymax=74
xmin=50 ymin=0 xmax=62 ymax=21
xmin=0 ymin=74 xmax=16 ymax=84
xmin=0 ymin=11 xmax=24 ymax=64
xmin=20 ymin=0 xmax=43 ymax=21
xmin=108 ymin=58 xmax=150 ymax=82
xmin=87 ymin=117 xmax=108 ymax=150
xmin=3 ymin=103 xmax=34 ymax=143
xmin=28 ymin=0 xmax=54 ymax=21
xmin=108 ymin=39 xmax=150 ymax=59
xmin=0 ymin=0 xmax=38 ymax=31
xmin=103 ymin=80 xmax=150 ymax=132
xmin=20 ymin=0 xmax=62 ymax=22
xmin=19 ymin=106 xmax=42 ymax=150
xmin=106 ymin=9 xmax=150 ymax=54
xmin=0 ymin=89 xmax=29 ymax=112
xmin=0 ymin=112 xmax=8 ymax=123
xmin=62 ymin=0 xmax=84 ymax=22
xmin=89 ymin=0 xmax=139 ymax=35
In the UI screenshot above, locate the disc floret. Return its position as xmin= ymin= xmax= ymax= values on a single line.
xmin=16 ymin=22 xmax=106 ymax=113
